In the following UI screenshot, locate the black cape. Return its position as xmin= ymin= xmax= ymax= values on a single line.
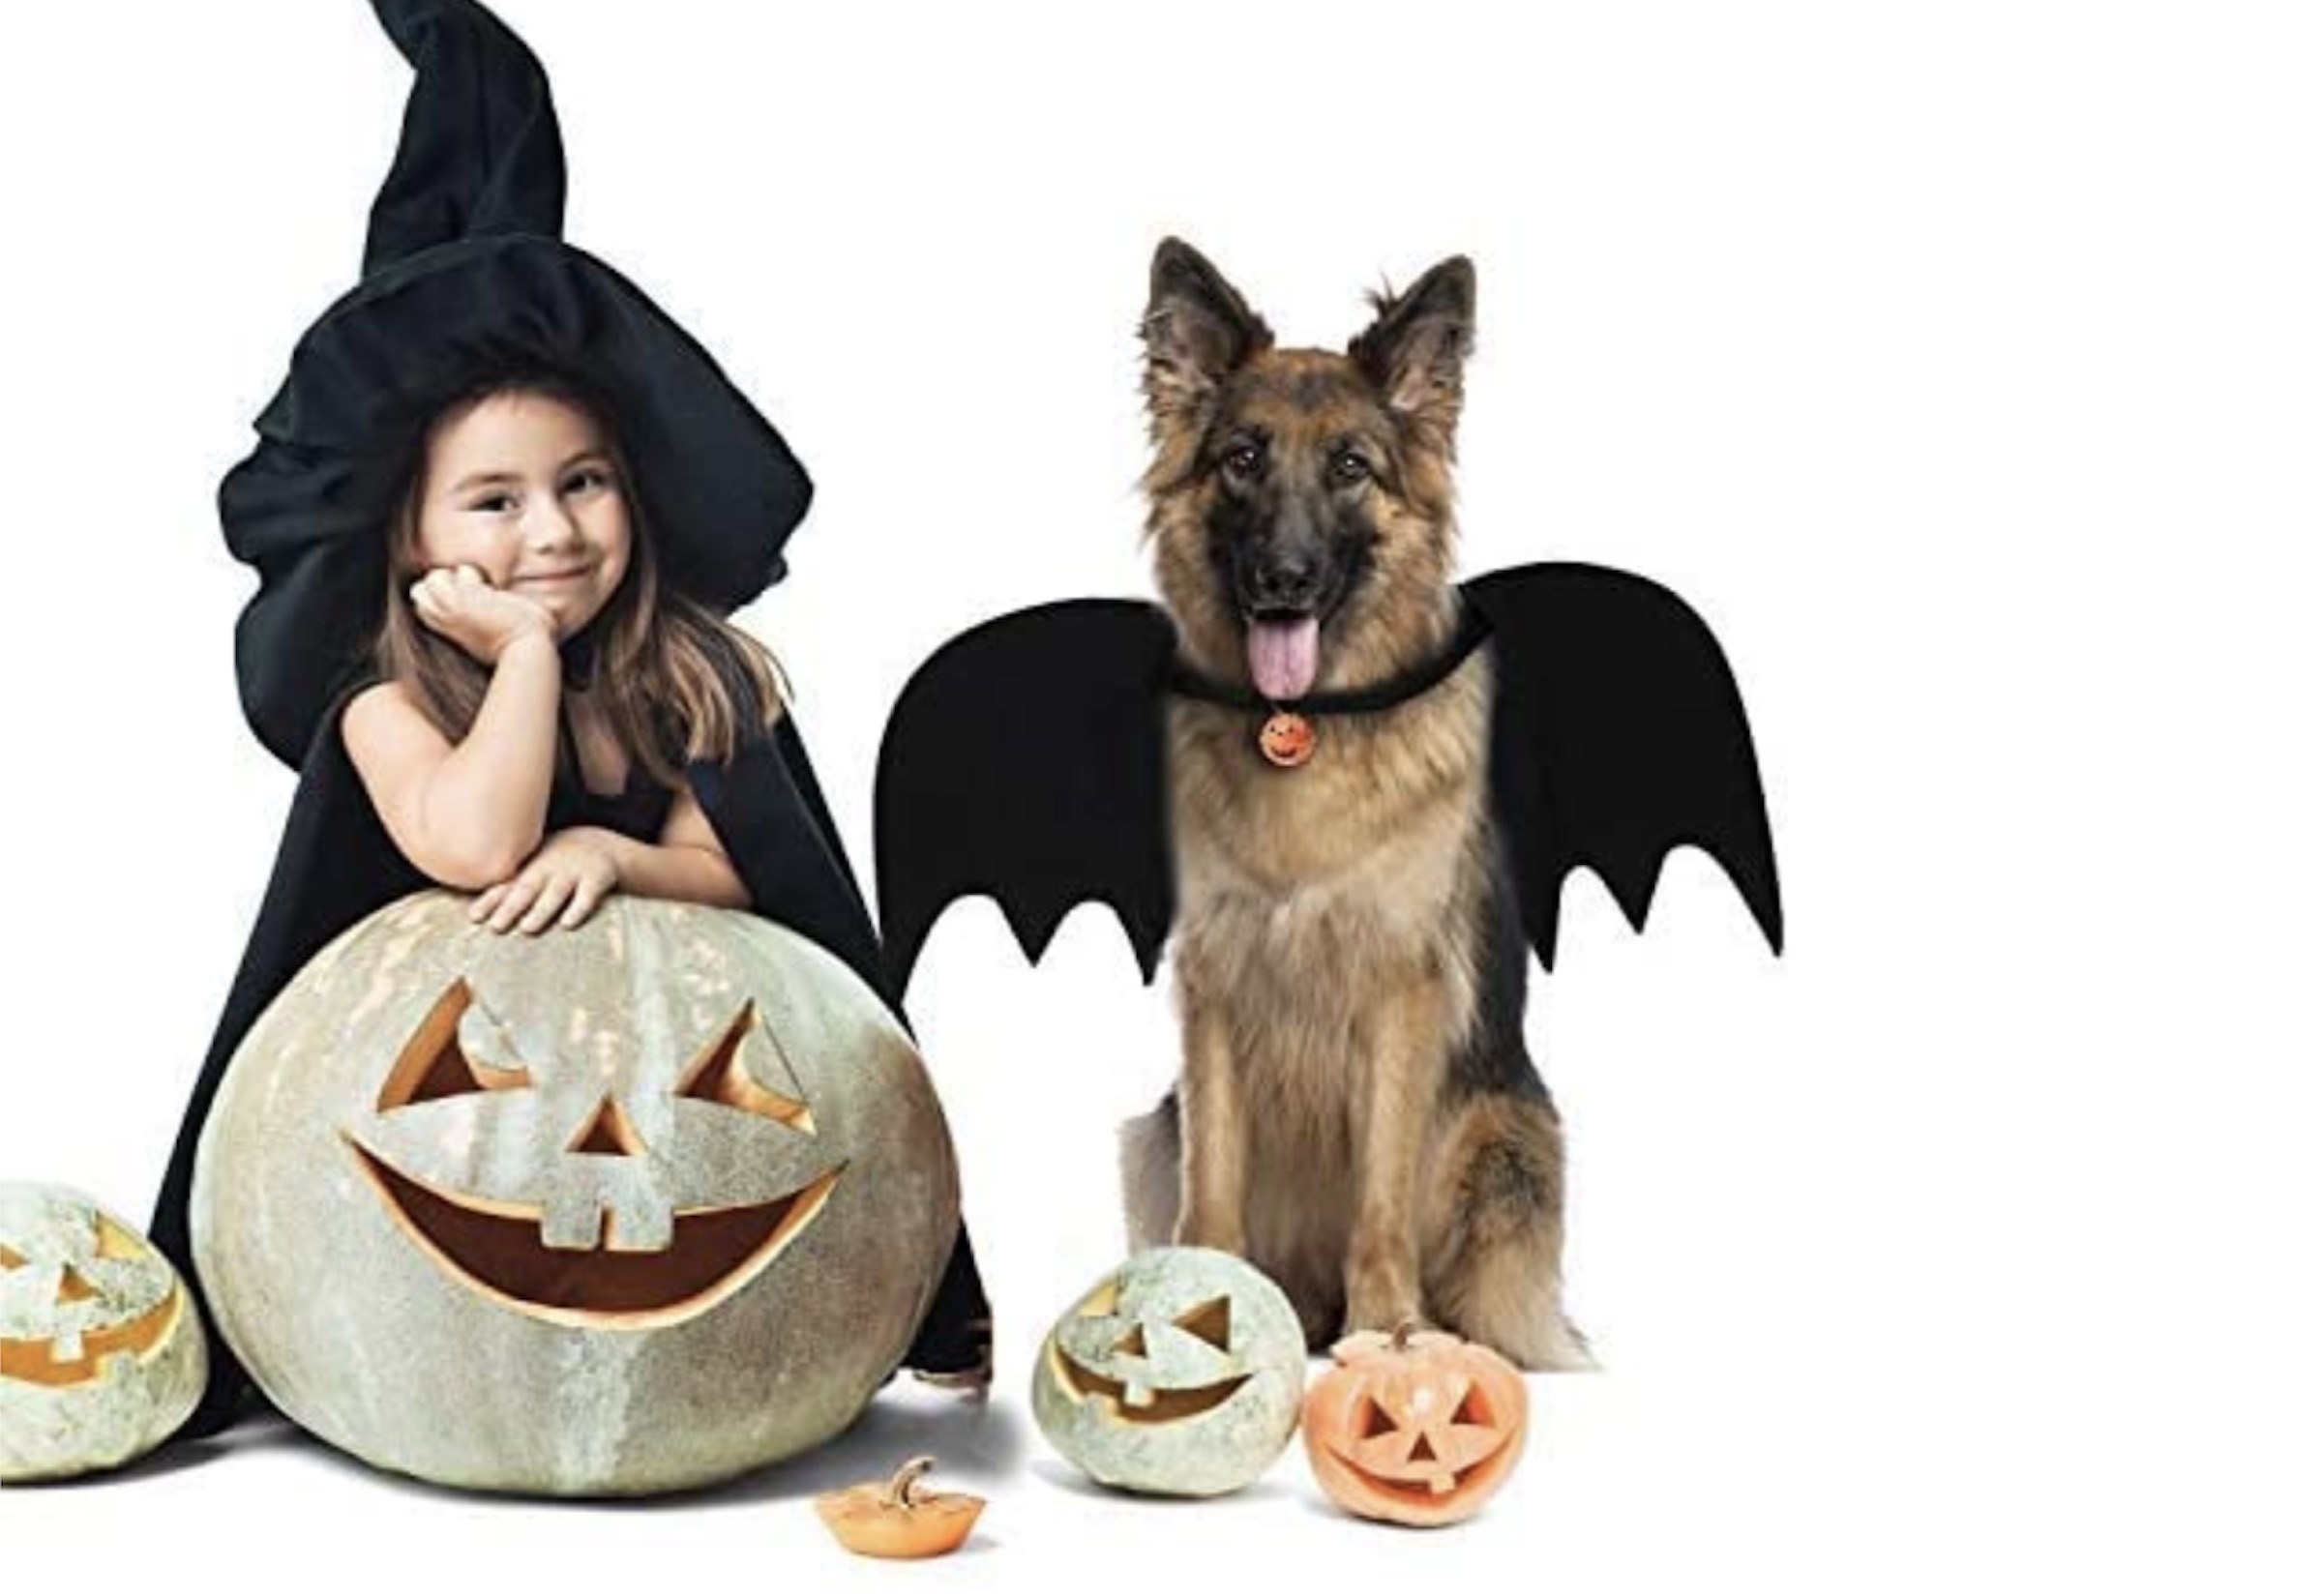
xmin=876 ymin=561 xmax=1784 ymax=990
xmin=154 ymin=690 xmax=993 ymax=1439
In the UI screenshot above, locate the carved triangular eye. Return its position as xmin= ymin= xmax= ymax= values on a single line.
xmin=1174 ymin=1295 xmax=1232 ymax=1350
xmin=1359 ymin=1398 xmax=1398 ymax=1439
xmin=0 ymin=1244 xmax=25 ymax=1270
xmin=376 ymin=982 xmax=535 ymax=1111
xmin=676 ymin=1003 xmax=815 ymax=1133
xmin=1450 ymin=1383 xmax=1491 ymax=1428
xmin=1075 ymin=1280 xmax=1121 ymax=1317
xmin=95 ymin=1216 xmax=145 ymax=1262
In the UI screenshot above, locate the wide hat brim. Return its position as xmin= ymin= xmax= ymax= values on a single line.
xmin=222 ymin=231 xmax=811 ymax=768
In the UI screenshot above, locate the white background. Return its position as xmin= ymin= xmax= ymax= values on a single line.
xmin=2 ymin=1 xmax=2317 ymax=1589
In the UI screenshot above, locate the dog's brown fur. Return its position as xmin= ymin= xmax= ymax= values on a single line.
xmin=1119 ymin=241 xmax=1593 ymax=1370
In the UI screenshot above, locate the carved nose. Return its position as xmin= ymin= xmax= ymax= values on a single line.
xmin=54 ymin=1266 xmax=99 ymax=1307
xmin=567 ymin=1095 xmax=645 ymax=1157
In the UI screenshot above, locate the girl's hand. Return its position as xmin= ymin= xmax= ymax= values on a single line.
xmin=411 ymin=564 xmax=558 ymax=665
xmin=471 ymin=828 xmax=623 ymax=933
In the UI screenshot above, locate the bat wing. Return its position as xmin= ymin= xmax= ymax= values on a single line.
xmin=1466 ymin=562 xmax=1784 ymax=969
xmin=875 ymin=599 xmax=1178 ymax=992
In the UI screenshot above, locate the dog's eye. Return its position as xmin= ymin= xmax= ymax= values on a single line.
xmin=1331 ymin=451 xmax=1371 ymax=486
xmin=1221 ymin=445 xmax=1263 ymax=480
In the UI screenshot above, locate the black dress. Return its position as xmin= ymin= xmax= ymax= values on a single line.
xmin=546 ymin=714 xmax=678 ymax=840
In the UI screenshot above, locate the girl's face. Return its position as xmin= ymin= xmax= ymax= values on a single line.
xmin=412 ymin=390 xmax=633 ymax=638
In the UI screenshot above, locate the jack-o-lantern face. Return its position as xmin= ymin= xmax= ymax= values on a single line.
xmin=1030 ymin=1247 xmax=1306 ymax=1497
xmin=192 ymin=893 xmax=962 ymax=1496
xmin=0 ymin=1211 xmax=176 ymax=1388
xmin=344 ymin=979 xmax=839 ymax=1330
xmin=1257 ymin=710 xmax=1317 ymax=768
xmin=0 ymin=1184 xmax=208 ymax=1482
xmin=1049 ymin=1279 xmax=1248 ymax=1421
xmin=1302 ymin=1327 xmax=1530 ymax=1526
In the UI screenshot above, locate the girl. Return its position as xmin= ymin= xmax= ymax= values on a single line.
xmin=150 ymin=0 xmax=991 ymax=1440
xmin=345 ymin=371 xmax=771 ymax=936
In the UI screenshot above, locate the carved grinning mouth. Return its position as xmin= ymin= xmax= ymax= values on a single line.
xmin=0 ymin=1290 xmax=184 ymax=1390
xmin=1051 ymin=1344 xmax=1251 ymax=1423
xmin=1341 ymin=1454 xmax=1502 ymax=1501
xmin=343 ymin=1137 xmax=839 ymax=1331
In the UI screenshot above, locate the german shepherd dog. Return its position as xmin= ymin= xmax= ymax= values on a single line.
xmin=1120 ymin=239 xmax=1593 ymax=1371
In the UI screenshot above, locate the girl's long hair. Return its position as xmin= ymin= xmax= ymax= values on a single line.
xmin=370 ymin=370 xmax=787 ymax=789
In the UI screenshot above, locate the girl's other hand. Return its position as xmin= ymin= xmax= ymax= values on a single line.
xmin=411 ymin=563 xmax=558 ymax=665
xmin=471 ymin=828 xmax=622 ymax=933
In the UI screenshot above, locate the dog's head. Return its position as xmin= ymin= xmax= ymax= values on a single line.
xmin=1139 ymin=239 xmax=1474 ymax=698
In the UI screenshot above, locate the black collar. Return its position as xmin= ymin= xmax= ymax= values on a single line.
xmin=1163 ymin=600 xmax=1493 ymax=716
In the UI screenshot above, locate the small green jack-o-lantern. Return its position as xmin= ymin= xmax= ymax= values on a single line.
xmin=192 ymin=892 xmax=961 ymax=1496
xmin=1030 ymin=1247 xmax=1306 ymax=1496
xmin=1 ymin=1183 xmax=207 ymax=1482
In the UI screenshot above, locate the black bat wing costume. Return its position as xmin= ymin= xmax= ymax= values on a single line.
xmin=877 ymin=563 xmax=1782 ymax=990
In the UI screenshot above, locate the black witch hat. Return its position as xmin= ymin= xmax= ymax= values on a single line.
xmin=223 ymin=0 xmax=812 ymax=768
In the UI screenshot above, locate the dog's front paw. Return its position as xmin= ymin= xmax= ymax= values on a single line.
xmin=1341 ymin=1295 xmax=1431 ymax=1342
xmin=1343 ymin=1243 xmax=1425 ymax=1337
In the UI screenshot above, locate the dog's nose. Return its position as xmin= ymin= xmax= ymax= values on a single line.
xmin=1249 ymin=553 xmax=1323 ymax=610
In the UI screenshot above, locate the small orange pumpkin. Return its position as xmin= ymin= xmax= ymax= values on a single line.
xmin=815 ymin=1455 xmax=985 ymax=1559
xmin=1302 ymin=1324 xmax=1529 ymax=1526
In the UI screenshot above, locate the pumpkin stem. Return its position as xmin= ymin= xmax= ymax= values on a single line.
xmin=883 ymin=1455 xmax=938 ymax=1510
xmin=1392 ymin=1320 xmax=1421 ymax=1352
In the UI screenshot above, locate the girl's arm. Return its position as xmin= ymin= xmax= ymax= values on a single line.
xmin=470 ymin=783 xmax=750 ymax=933
xmin=344 ymin=613 xmax=562 ymax=890
xmin=610 ymin=782 xmax=751 ymax=906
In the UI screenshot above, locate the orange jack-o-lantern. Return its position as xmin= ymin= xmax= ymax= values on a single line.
xmin=1 ymin=1183 xmax=208 ymax=1482
xmin=192 ymin=892 xmax=962 ymax=1496
xmin=1302 ymin=1325 xmax=1529 ymax=1526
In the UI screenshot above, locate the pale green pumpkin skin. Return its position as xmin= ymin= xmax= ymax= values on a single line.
xmin=192 ymin=892 xmax=960 ymax=1496
xmin=0 ymin=1184 xmax=207 ymax=1483
xmin=1031 ymin=1247 xmax=1307 ymax=1497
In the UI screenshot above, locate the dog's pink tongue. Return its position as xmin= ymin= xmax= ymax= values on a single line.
xmin=1247 ymin=617 xmax=1320 ymax=701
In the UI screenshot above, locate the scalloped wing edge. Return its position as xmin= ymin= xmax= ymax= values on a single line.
xmin=875 ymin=599 xmax=1177 ymax=993
xmin=1468 ymin=561 xmax=1785 ymax=973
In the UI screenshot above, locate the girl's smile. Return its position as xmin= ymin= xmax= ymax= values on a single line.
xmin=511 ymin=563 xmax=600 ymax=588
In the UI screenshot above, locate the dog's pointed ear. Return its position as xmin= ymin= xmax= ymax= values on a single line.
xmin=1142 ymin=239 xmax=1273 ymax=425
xmin=1351 ymin=255 xmax=1476 ymax=446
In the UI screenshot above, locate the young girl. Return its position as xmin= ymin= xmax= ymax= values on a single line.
xmin=150 ymin=0 xmax=991 ymax=1441
xmin=344 ymin=372 xmax=770 ymax=936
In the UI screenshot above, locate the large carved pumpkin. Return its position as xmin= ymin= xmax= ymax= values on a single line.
xmin=191 ymin=892 xmax=961 ymax=1495
xmin=1030 ymin=1247 xmax=1306 ymax=1497
xmin=0 ymin=1183 xmax=207 ymax=1482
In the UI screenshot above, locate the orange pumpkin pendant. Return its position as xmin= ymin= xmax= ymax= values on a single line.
xmin=1258 ymin=711 xmax=1317 ymax=768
